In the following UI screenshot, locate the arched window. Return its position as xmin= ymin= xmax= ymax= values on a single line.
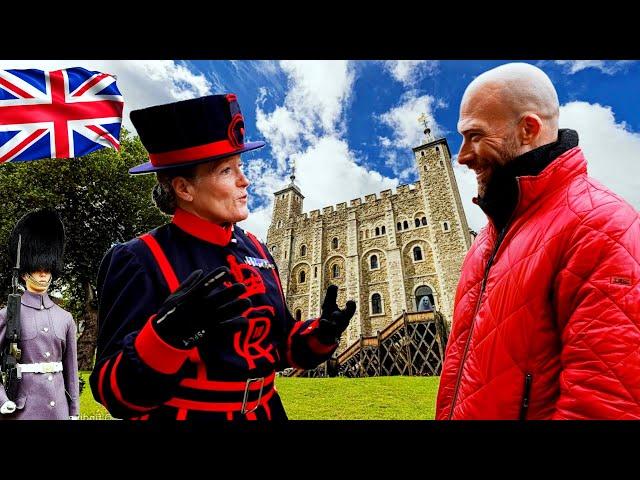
xmin=381 ymin=226 xmax=386 ymax=235
xmin=375 ymin=227 xmax=380 ymax=236
xmin=421 ymin=150 xmax=425 ymax=157
xmin=271 ymin=245 xmax=277 ymax=254
xmin=295 ymin=309 xmax=302 ymax=321
xmin=365 ymin=230 xmax=369 ymax=239
xmin=314 ymin=266 xmax=318 ymax=278
xmin=370 ymin=254 xmax=378 ymax=269
xmin=299 ymin=270 xmax=306 ymax=283
xmin=300 ymin=245 xmax=307 ymax=257
xmin=421 ymin=217 xmax=427 ymax=226
xmin=332 ymin=264 xmax=339 ymax=278
xmin=415 ymin=286 xmax=434 ymax=311
xmin=403 ymin=220 xmax=409 ymax=230
xmin=371 ymin=293 xmax=382 ymax=315
xmin=413 ymin=246 xmax=423 ymax=261
xmin=332 ymin=237 xmax=339 ymax=249
xmin=443 ymin=221 xmax=450 ymax=232
xmin=397 ymin=222 xmax=402 ymax=231
xmin=415 ymin=218 xmax=420 ymax=228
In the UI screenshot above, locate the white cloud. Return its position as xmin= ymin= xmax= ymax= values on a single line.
xmin=250 ymin=61 xmax=398 ymax=238
xmin=452 ymin=158 xmax=488 ymax=233
xmin=0 ymin=60 xmax=212 ymax=133
xmin=377 ymin=92 xmax=444 ymax=181
xmin=554 ymin=60 xmax=634 ymax=75
xmin=383 ymin=61 xmax=439 ymax=87
xmin=560 ymin=101 xmax=640 ymax=210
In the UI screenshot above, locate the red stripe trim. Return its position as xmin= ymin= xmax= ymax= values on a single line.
xmin=110 ymin=352 xmax=154 ymax=412
xmin=286 ymin=321 xmax=305 ymax=369
xmin=166 ymin=388 xmax=275 ymax=412
xmin=180 ymin=372 xmax=275 ymax=391
xmin=72 ymin=73 xmax=109 ymax=97
xmin=307 ymin=335 xmax=337 ymax=355
xmin=172 ymin=208 xmax=232 ymax=246
xmin=226 ymin=411 xmax=233 ymax=420
xmin=176 ymin=409 xmax=188 ymax=420
xmin=135 ymin=315 xmax=191 ymax=375
xmin=0 ymin=77 xmax=34 ymax=98
xmin=0 ymin=128 xmax=47 ymax=163
xmin=149 ymin=139 xmax=241 ymax=166
xmin=246 ymin=411 xmax=257 ymax=420
xmin=96 ymin=358 xmax=111 ymax=409
xmin=140 ymin=233 xmax=180 ymax=292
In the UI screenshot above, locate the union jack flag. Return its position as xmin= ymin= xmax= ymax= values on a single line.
xmin=0 ymin=67 xmax=124 ymax=163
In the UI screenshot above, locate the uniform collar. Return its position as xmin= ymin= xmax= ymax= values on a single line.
xmin=172 ymin=208 xmax=233 ymax=246
xmin=21 ymin=290 xmax=54 ymax=310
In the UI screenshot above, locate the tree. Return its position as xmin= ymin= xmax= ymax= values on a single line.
xmin=0 ymin=130 xmax=167 ymax=369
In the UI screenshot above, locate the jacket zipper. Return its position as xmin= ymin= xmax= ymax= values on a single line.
xmin=448 ymin=179 xmax=521 ymax=420
xmin=519 ymin=373 xmax=533 ymax=420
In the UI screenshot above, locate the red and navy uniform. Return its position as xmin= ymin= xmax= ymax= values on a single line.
xmin=89 ymin=208 xmax=336 ymax=420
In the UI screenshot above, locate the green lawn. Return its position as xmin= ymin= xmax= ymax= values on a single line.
xmin=79 ymin=372 xmax=439 ymax=420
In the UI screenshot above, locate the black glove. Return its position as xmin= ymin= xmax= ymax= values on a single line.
xmin=153 ymin=267 xmax=251 ymax=349
xmin=316 ymin=285 xmax=356 ymax=345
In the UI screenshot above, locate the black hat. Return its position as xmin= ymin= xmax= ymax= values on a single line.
xmin=128 ymin=94 xmax=266 ymax=174
xmin=8 ymin=209 xmax=65 ymax=278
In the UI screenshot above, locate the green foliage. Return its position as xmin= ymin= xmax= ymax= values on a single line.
xmin=0 ymin=130 xmax=167 ymax=341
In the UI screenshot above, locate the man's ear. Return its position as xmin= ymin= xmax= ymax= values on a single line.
xmin=519 ymin=113 xmax=543 ymax=146
xmin=172 ymin=176 xmax=195 ymax=203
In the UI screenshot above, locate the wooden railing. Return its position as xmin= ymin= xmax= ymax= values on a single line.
xmin=284 ymin=310 xmax=449 ymax=378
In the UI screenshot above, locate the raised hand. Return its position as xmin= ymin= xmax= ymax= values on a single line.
xmin=316 ymin=285 xmax=356 ymax=344
xmin=153 ymin=267 xmax=251 ymax=349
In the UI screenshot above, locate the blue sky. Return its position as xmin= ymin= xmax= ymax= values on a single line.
xmin=2 ymin=60 xmax=639 ymax=238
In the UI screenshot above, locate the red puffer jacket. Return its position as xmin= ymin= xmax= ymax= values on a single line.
xmin=436 ymin=147 xmax=640 ymax=419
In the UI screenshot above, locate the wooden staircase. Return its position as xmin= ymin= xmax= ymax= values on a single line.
xmin=286 ymin=310 xmax=449 ymax=378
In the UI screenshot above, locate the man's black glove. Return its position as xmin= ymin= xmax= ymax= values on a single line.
xmin=316 ymin=284 xmax=356 ymax=345
xmin=153 ymin=267 xmax=250 ymax=349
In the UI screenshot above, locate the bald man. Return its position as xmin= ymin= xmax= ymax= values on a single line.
xmin=436 ymin=63 xmax=640 ymax=420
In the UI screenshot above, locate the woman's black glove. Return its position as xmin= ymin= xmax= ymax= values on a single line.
xmin=153 ymin=267 xmax=250 ymax=349
xmin=316 ymin=285 xmax=356 ymax=345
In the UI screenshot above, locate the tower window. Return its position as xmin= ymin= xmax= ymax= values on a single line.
xmin=440 ymin=160 xmax=444 ymax=168
xmin=413 ymin=246 xmax=423 ymax=261
xmin=443 ymin=221 xmax=450 ymax=232
xmin=332 ymin=264 xmax=340 ymax=278
xmin=300 ymin=245 xmax=307 ymax=257
xmin=421 ymin=217 xmax=427 ymax=225
xmin=370 ymin=254 xmax=378 ymax=269
xmin=371 ymin=293 xmax=382 ymax=315
xmin=295 ymin=309 xmax=302 ymax=321
xmin=381 ymin=226 xmax=386 ymax=235
xmin=397 ymin=222 xmax=402 ymax=231
xmin=435 ymin=146 xmax=440 ymax=152
xmin=314 ymin=266 xmax=317 ymax=278
xmin=375 ymin=227 xmax=380 ymax=236
xmin=415 ymin=218 xmax=420 ymax=228
xmin=424 ymin=165 xmax=428 ymax=172
xmin=271 ymin=245 xmax=277 ymax=254
xmin=365 ymin=230 xmax=369 ymax=239
xmin=332 ymin=237 xmax=339 ymax=249
xmin=421 ymin=151 xmax=425 ymax=157
xmin=299 ymin=270 xmax=306 ymax=283
xmin=403 ymin=220 xmax=409 ymax=230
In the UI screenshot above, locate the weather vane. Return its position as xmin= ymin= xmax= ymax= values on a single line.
xmin=418 ymin=113 xmax=429 ymax=129
xmin=289 ymin=157 xmax=296 ymax=184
